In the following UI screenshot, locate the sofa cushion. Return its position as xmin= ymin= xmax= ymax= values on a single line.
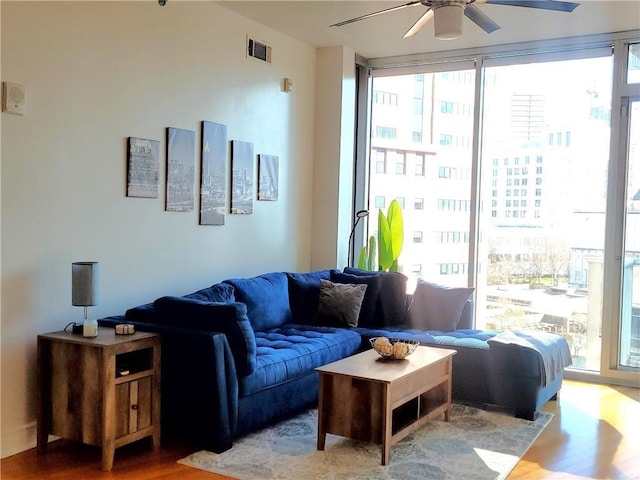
xmin=355 ymin=327 xmax=494 ymax=350
xmin=240 ymin=325 xmax=361 ymax=396
xmin=153 ymin=296 xmax=257 ymax=376
xmin=224 ymin=272 xmax=291 ymax=331
xmin=184 ymin=283 xmax=236 ymax=303
xmin=343 ymin=267 xmax=409 ymax=328
xmin=408 ymin=279 xmax=474 ymax=332
xmin=330 ymin=270 xmax=383 ymax=329
xmin=314 ymin=279 xmax=367 ymax=327
xmin=286 ymin=270 xmax=332 ymax=324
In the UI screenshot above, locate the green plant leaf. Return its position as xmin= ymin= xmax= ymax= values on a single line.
xmin=368 ymin=235 xmax=377 ymax=272
xmin=390 ymin=258 xmax=399 ymax=272
xmin=378 ymin=209 xmax=393 ymax=271
xmin=357 ymin=246 xmax=367 ymax=270
xmin=387 ymin=199 xmax=404 ymax=261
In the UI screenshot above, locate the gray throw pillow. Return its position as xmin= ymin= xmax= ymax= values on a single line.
xmin=315 ymin=279 xmax=368 ymax=327
xmin=408 ymin=279 xmax=474 ymax=332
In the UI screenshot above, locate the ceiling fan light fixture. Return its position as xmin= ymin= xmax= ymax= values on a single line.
xmin=433 ymin=2 xmax=464 ymax=40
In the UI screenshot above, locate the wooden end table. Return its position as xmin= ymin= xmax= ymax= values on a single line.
xmin=316 ymin=345 xmax=456 ymax=465
xmin=37 ymin=329 xmax=161 ymax=471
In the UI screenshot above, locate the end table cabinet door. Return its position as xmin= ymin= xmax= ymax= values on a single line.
xmin=115 ymin=376 xmax=152 ymax=438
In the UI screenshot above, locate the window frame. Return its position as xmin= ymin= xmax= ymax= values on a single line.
xmin=354 ymin=30 xmax=640 ymax=385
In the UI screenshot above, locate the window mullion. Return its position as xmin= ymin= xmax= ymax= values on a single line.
xmin=468 ymin=57 xmax=485 ymax=294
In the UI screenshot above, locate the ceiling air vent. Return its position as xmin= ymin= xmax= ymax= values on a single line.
xmin=247 ymin=37 xmax=272 ymax=64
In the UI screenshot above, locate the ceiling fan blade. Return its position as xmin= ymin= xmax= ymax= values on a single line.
xmin=403 ymin=9 xmax=434 ymax=38
xmin=464 ymin=4 xmax=500 ymax=34
xmin=481 ymin=0 xmax=580 ymax=13
xmin=330 ymin=1 xmax=423 ymax=28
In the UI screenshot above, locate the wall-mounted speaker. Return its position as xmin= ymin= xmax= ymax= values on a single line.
xmin=2 ymin=82 xmax=26 ymax=116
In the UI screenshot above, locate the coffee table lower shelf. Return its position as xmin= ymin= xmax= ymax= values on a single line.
xmin=316 ymin=346 xmax=456 ymax=465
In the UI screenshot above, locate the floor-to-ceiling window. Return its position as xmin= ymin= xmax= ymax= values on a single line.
xmin=477 ymin=55 xmax=613 ymax=372
xmin=367 ymin=69 xmax=475 ymax=292
xmin=620 ymin=99 xmax=640 ymax=369
xmin=616 ymin=42 xmax=640 ymax=371
xmin=358 ymin=32 xmax=640 ymax=383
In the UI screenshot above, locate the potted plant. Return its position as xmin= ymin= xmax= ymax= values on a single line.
xmin=357 ymin=199 xmax=404 ymax=272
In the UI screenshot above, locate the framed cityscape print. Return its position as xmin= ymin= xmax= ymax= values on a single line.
xmin=257 ymin=154 xmax=279 ymax=201
xmin=200 ymin=121 xmax=227 ymax=226
xmin=126 ymin=137 xmax=160 ymax=198
xmin=166 ymin=127 xmax=195 ymax=212
xmin=230 ymin=140 xmax=254 ymax=214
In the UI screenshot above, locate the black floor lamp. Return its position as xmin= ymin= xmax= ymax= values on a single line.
xmin=347 ymin=209 xmax=369 ymax=268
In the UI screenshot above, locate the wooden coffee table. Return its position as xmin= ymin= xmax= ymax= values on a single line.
xmin=316 ymin=345 xmax=456 ymax=465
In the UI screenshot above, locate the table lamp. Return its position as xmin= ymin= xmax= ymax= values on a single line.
xmin=72 ymin=261 xmax=99 ymax=337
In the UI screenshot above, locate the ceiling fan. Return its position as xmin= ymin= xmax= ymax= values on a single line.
xmin=330 ymin=0 xmax=580 ymax=40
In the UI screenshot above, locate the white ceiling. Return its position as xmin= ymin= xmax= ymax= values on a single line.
xmin=217 ymin=1 xmax=640 ymax=59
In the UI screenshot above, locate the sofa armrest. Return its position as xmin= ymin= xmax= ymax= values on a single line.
xmin=99 ymin=317 xmax=239 ymax=452
xmin=157 ymin=327 xmax=239 ymax=452
xmin=152 ymin=297 xmax=257 ymax=377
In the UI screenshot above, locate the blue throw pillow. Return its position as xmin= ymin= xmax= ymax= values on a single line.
xmin=286 ymin=270 xmax=332 ymax=324
xmin=224 ymin=272 xmax=291 ymax=331
xmin=185 ymin=283 xmax=235 ymax=303
xmin=408 ymin=279 xmax=474 ymax=332
xmin=153 ymin=296 xmax=257 ymax=376
xmin=343 ymin=267 xmax=409 ymax=327
xmin=125 ymin=283 xmax=235 ymax=324
xmin=330 ymin=270 xmax=383 ymax=328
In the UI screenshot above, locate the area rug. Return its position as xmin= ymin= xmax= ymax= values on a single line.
xmin=179 ymin=404 xmax=553 ymax=480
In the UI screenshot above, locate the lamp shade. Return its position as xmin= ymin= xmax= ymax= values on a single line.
xmin=434 ymin=3 xmax=464 ymax=40
xmin=72 ymin=262 xmax=99 ymax=307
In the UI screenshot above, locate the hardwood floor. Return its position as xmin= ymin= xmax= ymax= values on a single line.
xmin=510 ymin=380 xmax=639 ymax=479
xmin=1 ymin=380 xmax=638 ymax=479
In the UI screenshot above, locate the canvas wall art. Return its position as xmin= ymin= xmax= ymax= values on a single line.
xmin=258 ymin=154 xmax=279 ymax=201
xmin=200 ymin=121 xmax=227 ymax=225
xmin=126 ymin=137 xmax=160 ymax=198
xmin=166 ymin=127 xmax=195 ymax=212
xmin=230 ymin=140 xmax=254 ymax=214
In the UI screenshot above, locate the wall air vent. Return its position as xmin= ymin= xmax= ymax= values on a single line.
xmin=247 ymin=37 xmax=272 ymax=64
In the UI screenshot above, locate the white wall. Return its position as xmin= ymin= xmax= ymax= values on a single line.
xmin=0 ymin=1 xmax=318 ymax=457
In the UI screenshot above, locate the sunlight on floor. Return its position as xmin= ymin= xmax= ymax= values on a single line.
xmin=550 ymin=381 xmax=640 ymax=478
xmin=473 ymin=448 xmax=518 ymax=475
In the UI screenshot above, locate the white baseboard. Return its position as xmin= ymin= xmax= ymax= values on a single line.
xmin=1 ymin=421 xmax=37 ymax=459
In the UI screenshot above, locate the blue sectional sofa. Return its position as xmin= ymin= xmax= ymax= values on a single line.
xmin=99 ymin=268 xmax=572 ymax=453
